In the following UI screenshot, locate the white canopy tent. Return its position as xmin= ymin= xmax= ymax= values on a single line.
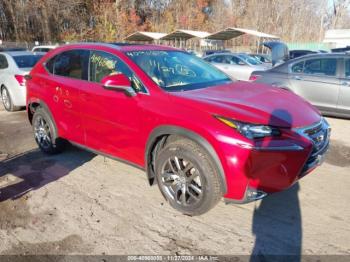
xmin=160 ymin=29 xmax=210 ymax=48
xmin=206 ymin=27 xmax=279 ymax=40
xmin=206 ymin=27 xmax=279 ymax=52
xmin=124 ymin=31 xmax=167 ymax=42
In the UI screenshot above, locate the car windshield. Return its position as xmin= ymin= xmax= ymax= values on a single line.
xmin=12 ymin=55 xmax=43 ymax=68
xmin=238 ymin=54 xmax=262 ymax=65
xmin=252 ymin=54 xmax=271 ymax=63
xmin=126 ymin=50 xmax=232 ymax=91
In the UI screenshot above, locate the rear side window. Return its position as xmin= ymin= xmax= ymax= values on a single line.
xmin=0 ymin=55 xmax=8 ymax=69
xmin=291 ymin=61 xmax=304 ymax=73
xmin=34 ymin=48 xmax=50 ymax=52
xmin=303 ymin=58 xmax=337 ymax=76
xmin=54 ymin=50 xmax=89 ymax=80
xmin=13 ymin=55 xmax=43 ymax=68
xmin=45 ymin=56 xmax=55 ymax=73
xmin=345 ymin=59 xmax=350 ymax=79
xmin=89 ymin=50 xmax=146 ymax=93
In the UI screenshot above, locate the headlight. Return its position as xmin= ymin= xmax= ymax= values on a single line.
xmin=215 ymin=116 xmax=280 ymax=139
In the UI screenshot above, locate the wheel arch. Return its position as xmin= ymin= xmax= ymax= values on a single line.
xmin=27 ymin=99 xmax=56 ymax=129
xmin=145 ymin=125 xmax=227 ymax=194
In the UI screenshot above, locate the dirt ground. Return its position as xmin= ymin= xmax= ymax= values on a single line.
xmin=0 ymin=104 xmax=349 ymax=257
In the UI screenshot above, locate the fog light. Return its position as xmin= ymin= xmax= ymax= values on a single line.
xmin=246 ymin=187 xmax=267 ymax=201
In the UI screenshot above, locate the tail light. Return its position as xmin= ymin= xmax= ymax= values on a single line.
xmin=249 ymin=74 xmax=261 ymax=82
xmin=14 ymin=75 xmax=26 ymax=86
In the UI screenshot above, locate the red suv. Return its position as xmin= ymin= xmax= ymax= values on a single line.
xmin=26 ymin=43 xmax=330 ymax=215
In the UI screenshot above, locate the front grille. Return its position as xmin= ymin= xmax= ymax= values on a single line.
xmin=303 ymin=121 xmax=330 ymax=155
xmin=294 ymin=118 xmax=331 ymax=175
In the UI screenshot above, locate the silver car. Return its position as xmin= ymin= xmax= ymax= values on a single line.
xmin=203 ymin=53 xmax=270 ymax=81
xmin=0 ymin=51 xmax=43 ymax=111
xmin=251 ymin=53 xmax=350 ymax=118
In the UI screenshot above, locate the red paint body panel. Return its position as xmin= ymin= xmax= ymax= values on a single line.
xmin=27 ymin=43 xmax=327 ymax=201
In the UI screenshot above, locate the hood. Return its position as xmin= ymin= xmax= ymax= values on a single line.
xmin=172 ymin=82 xmax=321 ymax=128
xmin=263 ymin=42 xmax=289 ymax=66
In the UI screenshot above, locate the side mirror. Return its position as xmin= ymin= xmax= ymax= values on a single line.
xmin=101 ymin=74 xmax=136 ymax=97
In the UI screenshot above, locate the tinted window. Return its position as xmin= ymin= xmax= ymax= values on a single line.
xmin=34 ymin=48 xmax=50 ymax=52
xmin=304 ymin=58 xmax=337 ymax=76
xmin=45 ymin=55 xmax=55 ymax=74
xmin=238 ymin=54 xmax=261 ymax=65
xmin=54 ymin=50 xmax=89 ymax=80
xmin=126 ymin=51 xmax=231 ymax=91
xmin=208 ymin=55 xmax=235 ymax=64
xmin=12 ymin=55 xmax=43 ymax=68
xmin=0 ymin=55 xmax=8 ymax=69
xmin=291 ymin=61 xmax=304 ymax=73
xmin=211 ymin=55 xmax=224 ymax=63
xmin=345 ymin=60 xmax=350 ymax=79
xmin=89 ymin=51 xmax=145 ymax=93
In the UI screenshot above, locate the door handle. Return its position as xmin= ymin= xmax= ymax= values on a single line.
xmin=63 ymin=99 xmax=72 ymax=109
xmin=293 ymin=76 xmax=303 ymax=80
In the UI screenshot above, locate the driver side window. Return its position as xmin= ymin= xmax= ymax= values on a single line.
xmin=345 ymin=59 xmax=350 ymax=79
xmin=89 ymin=51 xmax=146 ymax=93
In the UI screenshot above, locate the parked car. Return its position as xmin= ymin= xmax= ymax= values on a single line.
xmin=27 ymin=43 xmax=330 ymax=216
xmin=249 ymin=53 xmax=272 ymax=64
xmin=32 ymin=45 xmax=57 ymax=53
xmin=204 ymin=53 xmax=270 ymax=81
xmin=202 ymin=49 xmax=231 ymax=57
xmin=331 ymin=46 xmax=350 ymax=53
xmin=0 ymin=51 xmax=43 ymax=111
xmin=0 ymin=47 xmax=28 ymax=52
xmin=250 ymin=53 xmax=350 ymax=118
xmin=289 ymin=50 xmax=317 ymax=59
xmin=186 ymin=49 xmax=202 ymax=57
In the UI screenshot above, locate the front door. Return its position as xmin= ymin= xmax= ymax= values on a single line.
xmin=80 ymin=50 xmax=147 ymax=163
xmin=289 ymin=57 xmax=340 ymax=112
xmin=337 ymin=58 xmax=350 ymax=115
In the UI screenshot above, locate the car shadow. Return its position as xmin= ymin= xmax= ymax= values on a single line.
xmin=250 ymin=184 xmax=302 ymax=262
xmin=250 ymin=109 xmax=302 ymax=262
xmin=0 ymin=145 xmax=95 ymax=202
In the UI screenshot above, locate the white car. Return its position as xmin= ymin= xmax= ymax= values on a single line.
xmin=0 ymin=51 xmax=43 ymax=111
xmin=203 ymin=53 xmax=270 ymax=81
xmin=31 ymin=45 xmax=57 ymax=53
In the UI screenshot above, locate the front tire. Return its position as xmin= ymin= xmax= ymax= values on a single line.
xmin=32 ymin=107 xmax=65 ymax=154
xmin=155 ymin=138 xmax=222 ymax=216
xmin=1 ymin=86 xmax=20 ymax=112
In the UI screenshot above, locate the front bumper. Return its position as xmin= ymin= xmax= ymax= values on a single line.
xmin=221 ymin=118 xmax=330 ymax=202
xmin=296 ymin=119 xmax=331 ymax=177
xmin=225 ymin=186 xmax=268 ymax=204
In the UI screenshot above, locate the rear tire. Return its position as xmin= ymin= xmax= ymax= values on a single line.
xmin=1 ymin=86 xmax=20 ymax=112
xmin=32 ymin=107 xmax=65 ymax=154
xmin=155 ymin=138 xmax=222 ymax=216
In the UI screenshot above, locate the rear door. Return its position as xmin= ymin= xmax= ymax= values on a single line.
xmin=337 ymin=58 xmax=350 ymax=115
xmin=47 ymin=49 xmax=89 ymax=144
xmin=288 ymin=57 xmax=340 ymax=112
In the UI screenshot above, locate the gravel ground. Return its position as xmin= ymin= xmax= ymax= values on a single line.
xmin=0 ymin=105 xmax=349 ymax=257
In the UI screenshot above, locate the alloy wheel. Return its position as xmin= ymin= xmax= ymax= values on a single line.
xmin=160 ymin=156 xmax=203 ymax=206
xmin=1 ymin=88 xmax=11 ymax=110
xmin=34 ymin=116 xmax=52 ymax=150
